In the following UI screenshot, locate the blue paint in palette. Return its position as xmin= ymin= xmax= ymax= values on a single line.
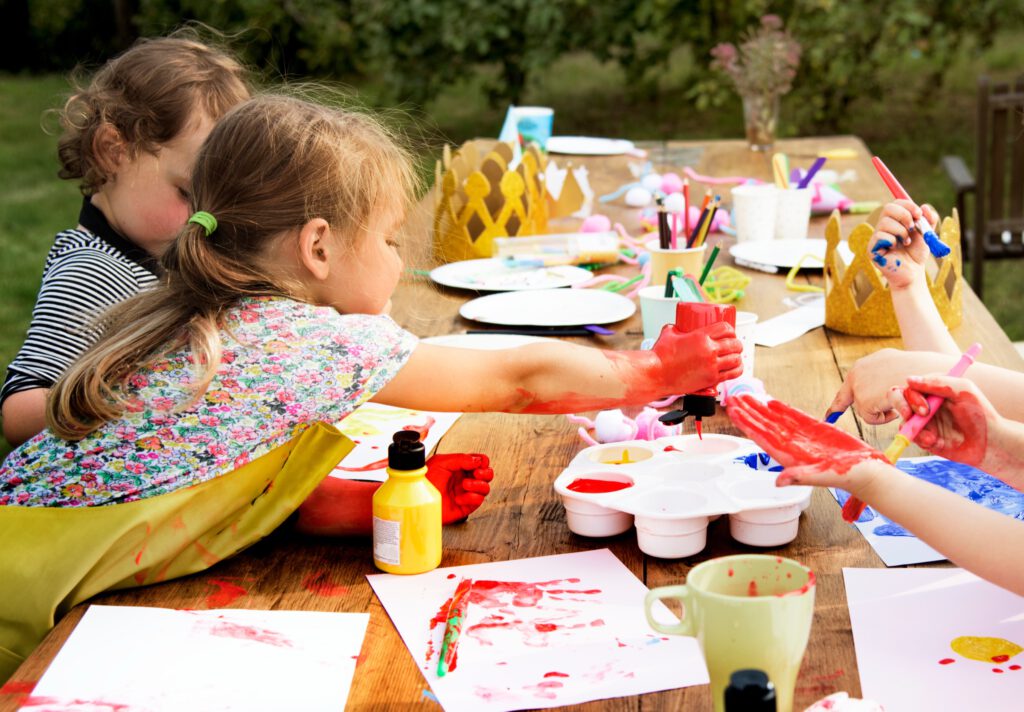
xmin=833 ymin=458 xmax=1024 ymax=537
xmin=735 ymin=452 xmax=783 ymax=473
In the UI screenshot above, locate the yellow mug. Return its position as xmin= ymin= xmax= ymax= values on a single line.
xmin=644 ymin=554 xmax=815 ymax=712
xmin=646 ymin=239 xmax=706 ymax=286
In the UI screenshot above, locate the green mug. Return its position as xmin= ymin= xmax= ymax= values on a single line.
xmin=644 ymin=554 xmax=815 ymax=712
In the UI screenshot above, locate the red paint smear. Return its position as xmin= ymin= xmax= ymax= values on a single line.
xmin=993 ymin=654 xmax=1011 ymax=663
xmin=591 ymin=619 xmax=606 ymax=627
xmin=748 ymin=580 xmax=759 ymax=597
xmin=202 ymin=619 xmax=292 ymax=648
xmin=727 ymin=568 xmax=734 ymax=577
xmin=535 ymin=623 xmax=557 ymax=632
xmin=336 ymin=456 xmax=389 ymax=472
xmin=994 ymin=668 xmax=1005 ymax=673
xmin=20 ymin=697 xmax=131 ymax=711
xmin=777 ymin=569 xmax=817 ymax=598
xmin=0 ymin=680 xmax=36 ymax=706
xmin=664 ymin=445 xmax=684 ymax=453
xmin=616 ymin=638 xmax=628 ymax=648
xmin=447 ymin=573 xmax=456 ymax=579
xmin=544 ymin=672 xmax=570 ymax=678
xmin=1011 ymin=665 xmax=1021 ymax=671
xmin=205 ymin=578 xmax=247 ymax=608
xmin=302 ymin=570 xmax=349 ymax=597
xmin=567 ymin=478 xmax=633 ymax=494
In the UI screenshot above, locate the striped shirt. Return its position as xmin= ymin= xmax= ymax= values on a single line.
xmin=1 ymin=198 xmax=161 ymax=405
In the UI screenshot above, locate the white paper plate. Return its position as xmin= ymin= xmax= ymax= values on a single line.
xmin=546 ymin=136 xmax=636 ymax=156
xmin=422 ymin=333 xmax=550 ymax=350
xmin=430 ymin=258 xmax=593 ymax=291
xmin=729 ymin=239 xmax=855 ymax=270
xmin=459 ymin=289 xmax=636 ymax=326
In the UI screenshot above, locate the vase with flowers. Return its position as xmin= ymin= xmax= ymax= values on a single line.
xmin=710 ymin=15 xmax=801 ymax=151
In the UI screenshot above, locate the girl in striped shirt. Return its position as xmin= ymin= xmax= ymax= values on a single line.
xmin=1 ymin=32 xmax=250 ymax=446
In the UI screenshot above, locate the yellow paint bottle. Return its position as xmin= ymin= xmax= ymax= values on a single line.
xmin=372 ymin=431 xmax=441 ymax=574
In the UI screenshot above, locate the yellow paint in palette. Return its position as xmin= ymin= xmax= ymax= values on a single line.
xmin=602 ymin=449 xmax=634 ymax=465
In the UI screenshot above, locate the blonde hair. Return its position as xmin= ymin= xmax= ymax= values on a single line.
xmin=57 ymin=31 xmax=251 ymax=195
xmin=48 ymin=94 xmax=418 ymax=440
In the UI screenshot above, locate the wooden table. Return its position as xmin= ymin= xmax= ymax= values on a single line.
xmin=4 ymin=136 xmax=1023 ymax=711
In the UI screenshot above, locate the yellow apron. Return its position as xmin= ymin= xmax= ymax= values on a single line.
xmin=0 ymin=422 xmax=353 ymax=683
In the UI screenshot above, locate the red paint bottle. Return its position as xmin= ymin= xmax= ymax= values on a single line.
xmin=659 ymin=302 xmax=736 ymax=438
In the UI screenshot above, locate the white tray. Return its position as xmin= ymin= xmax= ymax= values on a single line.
xmin=553 ymin=434 xmax=811 ymax=558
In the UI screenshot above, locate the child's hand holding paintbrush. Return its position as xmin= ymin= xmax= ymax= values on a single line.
xmin=726 ymin=378 xmax=1024 ymax=596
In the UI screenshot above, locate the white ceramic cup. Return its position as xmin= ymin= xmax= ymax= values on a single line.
xmin=734 ymin=311 xmax=759 ymax=376
xmin=731 ymin=184 xmax=778 ymax=243
xmin=638 ymin=286 xmax=680 ymax=341
xmin=774 ymin=187 xmax=813 ymax=241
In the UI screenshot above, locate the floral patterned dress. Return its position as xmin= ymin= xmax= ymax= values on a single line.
xmin=0 ymin=296 xmax=418 ymax=507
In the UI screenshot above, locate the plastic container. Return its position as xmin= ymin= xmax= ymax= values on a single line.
xmin=552 ymin=434 xmax=811 ymax=559
xmin=372 ymin=431 xmax=442 ymax=574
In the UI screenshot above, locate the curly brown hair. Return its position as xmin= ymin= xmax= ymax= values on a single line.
xmin=57 ymin=31 xmax=251 ymax=195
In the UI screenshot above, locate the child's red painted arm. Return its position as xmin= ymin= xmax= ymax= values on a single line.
xmin=373 ymin=322 xmax=743 ymax=415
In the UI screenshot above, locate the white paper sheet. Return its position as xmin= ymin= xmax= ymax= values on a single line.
xmin=831 ymin=457 xmax=1024 ymax=567
xmin=368 ymin=549 xmax=709 ymax=711
xmin=329 ymin=402 xmax=462 ymax=482
xmin=23 ymin=606 xmax=369 ymax=711
xmin=844 ymin=568 xmax=1024 ymax=712
xmin=753 ymin=302 xmax=825 ymax=347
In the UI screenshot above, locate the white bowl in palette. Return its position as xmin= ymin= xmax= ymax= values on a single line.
xmin=552 ymin=433 xmax=812 ymax=558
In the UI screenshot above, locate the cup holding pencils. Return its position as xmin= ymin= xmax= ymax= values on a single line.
xmin=645 ymin=239 xmax=706 ymax=287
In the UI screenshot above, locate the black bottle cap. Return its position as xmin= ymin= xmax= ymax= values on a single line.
xmin=725 ymin=669 xmax=776 ymax=711
xmin=388 ymin=430 xmax=425 ymax=470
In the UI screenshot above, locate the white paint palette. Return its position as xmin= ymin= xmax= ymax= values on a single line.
xmin=553 ymin=434 xmax=811 ymax=558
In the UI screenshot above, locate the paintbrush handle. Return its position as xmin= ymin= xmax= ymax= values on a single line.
xmin=437 ymin=579 xmax=472 ymax=677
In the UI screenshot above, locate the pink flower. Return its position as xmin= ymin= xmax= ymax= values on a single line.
xmin=200 ymin=415 xmax=220 ymax=427
xmin=126 ymin=462 xmax=147 ymax=474
xmin=761 ymin=14 xmax=783 ymax=30
xmin=208 ymin=443 xmax=229 ymax=457
xmin=276 ymin=388 xmax=297 ymax=404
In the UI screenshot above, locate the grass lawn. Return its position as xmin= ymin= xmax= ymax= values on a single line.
xmin=1 ymin=36 xmax=1022 ymax=456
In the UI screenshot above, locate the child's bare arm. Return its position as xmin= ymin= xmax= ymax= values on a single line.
xmin=373 ymin=323 xmax=743 ymax=414
xmin=1 ymin=388 xmax=49 ymax=446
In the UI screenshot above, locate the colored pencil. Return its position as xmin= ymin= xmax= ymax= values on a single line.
xmin=687 ymin=206 xmax=710 ymax=248
xmin=657 ymin=199 xmax=670 ymax=249
xmin=699 ymin=245 xmax=721 ymax=285
xmin=700 ymin=188 xmax=713 ymax=212
xmin=437 ymin=578 xmax=473 ymax=677
xmin=772 ymin=153 xmax=790 ymax=189
xmin=694 ymin=197 xmax=720 ymax=248
xmin=683 ymin=178 xmax=691 ymax=234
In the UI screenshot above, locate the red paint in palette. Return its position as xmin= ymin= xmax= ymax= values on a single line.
xmin=567 ymin=478 xmax=633 ymax=494
xmin=993 ymin=654 xmax=1011 ymax=663
xmin=205 ymin=578 xmax=247 ymax=608
xmin=664 ymin=445 xmax=684 ymax=453
xmin=302 ymin=570 xmax=349 ymax=597
xmin=1010 ymin=665 xmax=1021 ymax=670
xmin=938 ymin=658 xmax=955 ymax=665
xmin=994 ymin=668 xmax=1005 ymax=673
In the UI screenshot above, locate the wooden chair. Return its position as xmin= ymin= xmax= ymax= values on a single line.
xmin=942 ymin=74 xmax=1024 ymax=300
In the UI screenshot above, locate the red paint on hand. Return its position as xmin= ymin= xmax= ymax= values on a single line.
xmin=426 ymin=452 xmax=494 ymax=524
xmin=727 ymin=395 xmax=889 ymax=522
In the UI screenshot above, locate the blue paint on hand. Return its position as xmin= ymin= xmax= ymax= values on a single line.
xmin=872 ymin=253 xmax=887 ymax=267
xmin=873 ymin=238 xmax=893 ymax=251
xmin=824 ymin=411 xmax=844 ymax=425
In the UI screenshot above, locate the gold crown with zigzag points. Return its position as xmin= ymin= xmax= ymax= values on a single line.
xmin=433 ymin=141 xmax=586 ymax=264
xmin=824 ymin=208 xmax=963 ymax=337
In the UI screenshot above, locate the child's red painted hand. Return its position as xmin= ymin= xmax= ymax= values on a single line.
xmin=889 ymin=375 xmax=1020 ymax=480
xmin=869 ymin=199 xmax=939 ymax=291
xmin=652 ymin=321 xmax=743 ymax=395
xmin=426 ymin=453 xmax=494 ymax=524
xmin=727 ymin=395 xmax=889 ymax=486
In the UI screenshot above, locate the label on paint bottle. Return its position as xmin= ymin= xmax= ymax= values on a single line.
xmin=373 ymin=516 xmax=401 ymax=565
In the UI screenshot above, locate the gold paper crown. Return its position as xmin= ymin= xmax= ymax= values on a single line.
xmin=433 ymin=141 xmax=585 ymax=264
xmin=824 ymin=209 xmax=963 ymax=337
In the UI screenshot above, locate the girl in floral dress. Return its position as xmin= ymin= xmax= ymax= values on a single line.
xmin=0 ymin=94 xmax=741 ymax=678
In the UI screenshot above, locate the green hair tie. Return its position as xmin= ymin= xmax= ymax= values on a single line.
xmin=188 ymin=211 xmax=218 ymax=237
